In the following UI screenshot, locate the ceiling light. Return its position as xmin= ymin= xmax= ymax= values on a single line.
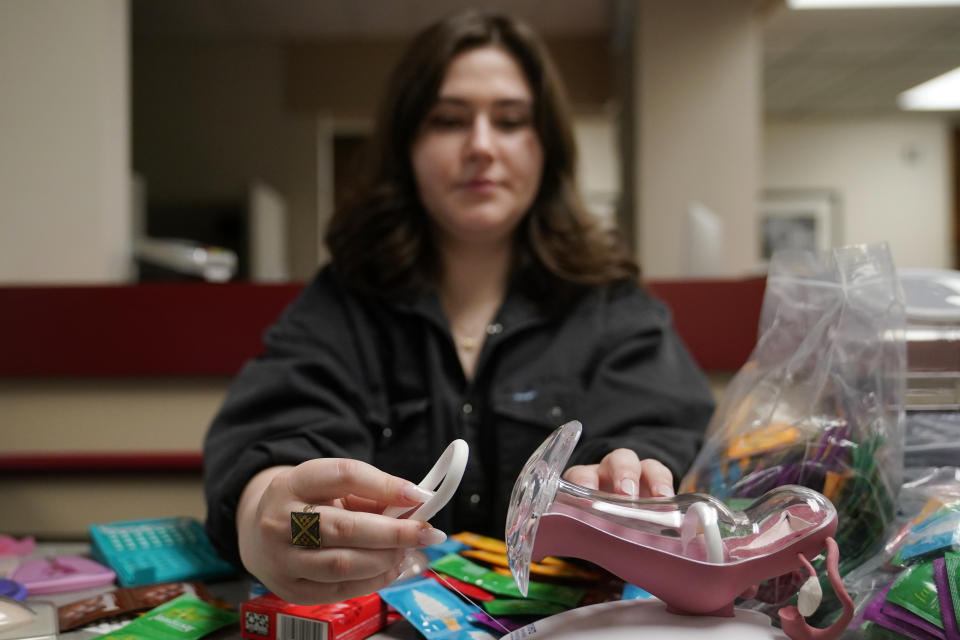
xmin=788 ymin=0 xmax=960 ymax=7
xmin=899 ymin=66 xmax=960 ymax=110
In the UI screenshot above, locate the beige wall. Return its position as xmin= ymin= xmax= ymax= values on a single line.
xmin=1 ymin=476 xmax=207 ymax=540
xmin=765 ymin=115 xmax=955 ymax=269
xmin=0 ymin=378 xmax=229 ymax=538
xmin=1 ymin=378 xmax=228 ymax=452
xmin=0 ymin=0 xmax=131 ymax=284
xmin=636 ymin=0 xmax=763 ymax=279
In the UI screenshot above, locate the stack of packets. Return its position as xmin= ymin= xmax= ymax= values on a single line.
xmin=77 ymin=593 xmax=237 ymax=640
xmin=57 ymin=581 xmax=227 ymax=634
xmin=377 ymin=532 xmax=626 ymax=639
xmin=855 ymin=501 xmax=960 ymax=639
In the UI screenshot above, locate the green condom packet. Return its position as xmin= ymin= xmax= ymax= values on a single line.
xmin=429 ymin=553 xmax=585 ymax=608
xmin=481 ymin=598 xmax=567 ymax=617
xmin=862 ymin=620 xmax=915 ymax=640
xmin=885 ymin=560 xmax=943 ymax=630
xmin=948 ymin=552 xmax=960 ymax=623
xmin=93 ymin=593 xmax=238 ymax=640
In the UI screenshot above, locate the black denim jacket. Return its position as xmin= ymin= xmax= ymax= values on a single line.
xmin=203 ymin=266 xmax=715 ymax=566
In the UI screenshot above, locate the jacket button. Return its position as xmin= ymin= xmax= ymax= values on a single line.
xmin=462 ymin=403 xmax=473 ymax=415
xmin=549 ymin=406 xmax=563 ymax=420
xmin=469 ymin=493 xmax=481 ymax=505
xmin=382 ymin=427 xmax=393 ymax=438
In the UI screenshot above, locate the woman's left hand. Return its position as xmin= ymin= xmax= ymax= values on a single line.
xmin=562 ymin=448 xmax=675 ymax=498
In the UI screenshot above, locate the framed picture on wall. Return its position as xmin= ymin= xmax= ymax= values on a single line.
xmin=760 ymin=189 xmax=842 ymax=260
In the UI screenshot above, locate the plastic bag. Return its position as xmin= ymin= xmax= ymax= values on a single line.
xmin=843 ymin=467 xmax=960 ymax=638
xmin=680 ymin=243 xmax=907 ymax=582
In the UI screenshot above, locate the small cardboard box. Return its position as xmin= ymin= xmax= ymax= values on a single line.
xmin=240 ymin=592 xmax=386 ymax=640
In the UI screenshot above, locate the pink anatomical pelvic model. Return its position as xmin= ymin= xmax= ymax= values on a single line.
xmin=505 ymin=421 xmax=855 ymax=640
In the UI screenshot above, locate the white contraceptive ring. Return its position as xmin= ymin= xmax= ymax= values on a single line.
xmin=680 ymin=501 xmax=725 ymax=564
xmin=382 ymin=439 xmax=468 ymax=522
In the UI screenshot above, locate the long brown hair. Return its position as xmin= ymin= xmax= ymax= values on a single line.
xmin=325 ymin=9 xmax=638 ymax=306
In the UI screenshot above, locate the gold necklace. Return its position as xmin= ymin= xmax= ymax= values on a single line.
xmin=452 ymin=327 xmax=482 ymax=352
xmin=452 ymin=318 xmax=494 ymax=352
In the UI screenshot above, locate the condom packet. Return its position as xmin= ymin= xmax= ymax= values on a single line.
xmin=862 ymin=620 xmax=932 ymax=640
xmin=429 ymin=554 xmax=584 ymax=607
xmin=91 ymin=593 xmax=237 ymax=640
xmin=886 ymin=561 xmax=943 ymax=633
xmin=452 ymin=533 xmax=602 ymax=580
xmin=934 ymin=556 xmax=960 ymax=640
xmin=949 ymin=552 xmax=960 ymax=614
xmin=58 ymin=581 xmax=218 ymax=631
xmin=896 ymin=507 xmax=960 ymax=566
xmin=469 ymin=611 xmax=525 ymax=634
xmin=621 ymin=583 xmax=654 ymax=600
xmin=451 ymin=532 xmax=507 ymax=553
xmin=885 ymin=603 xmax=947 ymax=640
xmin=459 ymin=549 xmax=602 ymax=581
xmin=428 ymin=572 xmax=495 ymax=601
xmin=480 ymin=598 xmax=566 ymax=617
xmin=863 ymin=581 xmax=938 ymax=640
xmin=378 ymin=576 xmax=496 ymax=639
xmin=864 ymin=586 xmax=941 ymax=640
xmin=422 ymin=539 xmax=470 ymax=562
xmin=886 ymin=560 xmax=944 ymax=631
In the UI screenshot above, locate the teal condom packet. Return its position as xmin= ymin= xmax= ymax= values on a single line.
xmin=92 ymin=593 xmax=238 ymax=640
xmin=898 ymin=507 xmax=960 ymax=565
xmin=378 ymin=576 xmax=497 ymax=639
xmin=422 ymin=539 xmax=470 ymax=562
xmin=429 ymin=553 xmax=585 ymax=608
xmin=886 ymin=560 xmax=944 ymax=630
xmin=621 ymin=583 xmax=654 ymax=600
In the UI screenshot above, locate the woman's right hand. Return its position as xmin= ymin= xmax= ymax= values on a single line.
xmin=235 ymin=458 xmax=446 ymax=605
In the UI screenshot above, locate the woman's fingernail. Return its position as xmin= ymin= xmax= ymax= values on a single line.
xmin=655 ymin=484 xmax=675 ymax=497
xmin=418 ymin=526 xmax=447 ymax=546
xmin=403 ymin=483 xmax=435 ymax=503
xmin=620 ymin=478 xmax=638 ymax=497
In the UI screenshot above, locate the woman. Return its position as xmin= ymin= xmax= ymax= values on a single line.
xmin=203 ymin=10 xmax=714 ymax=605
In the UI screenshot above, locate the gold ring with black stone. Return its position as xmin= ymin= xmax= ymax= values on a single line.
xmin=290 ymin=506 xmax=321 ymax=548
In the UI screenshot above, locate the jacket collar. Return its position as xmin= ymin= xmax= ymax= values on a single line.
xmin=397 ymin=285 xmax=552 ymax=340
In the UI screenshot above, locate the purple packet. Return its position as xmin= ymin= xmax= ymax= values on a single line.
xmin=469 ymin=611 xmax=524 ymax=633
xmin=864 ymin=584 xmax=942 ymax=640
xmin=851 ymin=583 xmax=892 ymax=630
xmin=934 ymin=557 xmax=960 ymax=640
xmin=885 ymin=602 xmax=946 ymax=640
xmin=888 ymin=561 xmax=946 ymax=630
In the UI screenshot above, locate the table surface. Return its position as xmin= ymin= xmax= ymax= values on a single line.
xmin=19 ymin=543 xmax=425 ymax=640
xmin=17 ymin=543 xmax=875 ymax=640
